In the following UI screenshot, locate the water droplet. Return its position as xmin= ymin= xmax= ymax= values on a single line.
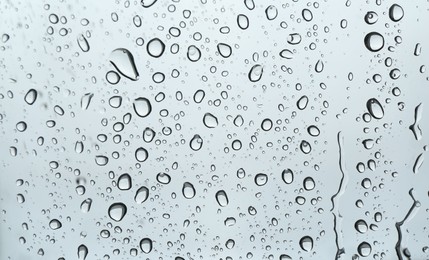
xmin=287 ymin=33 xmax=302 ymax=45
xmin=140 ymin=238 xmax=153 ymax=253
xmin=16 ymin=121 xmax=27 ymax=132
xmin=261 ymin=118 xmax=273 ymax=131
xmin=77 ymin=34 xmax=90 ymax=52
xmin=364 ymin=32 xmax=384 ymax=52
xmin=389 ymin=4 xmax=404 ymax=22
xmin=307 ymin=125 xmax=320 ymax=137
xmin=366 ymin=98 xmax=384 ymax=119
xmin=254 ymin=173 xmax=268 ymax=186
xmin=299 ymin=236 xmax=313 ymax=252
xmin=355 ymin=219 xmax=368 ymax=233
xmin=279 ymin=49 xmax=293 ymax=59
xmin=315 ymin=59 xmax=324 ymax=73
xmin=156 ymin=172 xmax=171 ymax=184
xmin=302 ymin=9 xmax=313 ymax=21
xmin=187 ymin=45 xmax=201 ymax=62
xmin=203 ymin=113 xmax=218 ymax=128
xmin=182 ymin=182 xmax=196 ymax=199
xmin=265 ymin=5 xmax=278 ymax=20
xmin=106 ymin=71 xmax=120 ymax=85
xmin=80 ymin=199 xmax=92 ymax=213
xmin=141 ymin=0 xmax=157 ymax=8
xmin=190 ymin=134 xmax=203 ymax=151
xmin=135 ymin=186 xmax=149 ymax=204
xmin=109 ymin=96 xmax=122 ymax=108
xmin=357 ymin=242 xmax=372 ymax=257
xmin=95 ymin=155 xmax=109 ymax=166
xmin=282 ymin=169 xmax=294 ymax=184
xmin=364 ymin=11 xmax=378 ymax=24
xmin=49 ymin=219 xmax=62 ymax=230
xmin=297 ymin=95 xmax=309 ymax=110
xmin=147 ymin=38 xmax=165 ymax=58
xmin=193 ymin=90 xmax=205 ymax=103
xmin=237 ymin=14 xmax=249 ymax=30
xmin=225 ymin=239 xmax=235 ymax=249
xmin=248 ymin=64 xmax=263 ymax=82
xmin=110 ymin=48 xmax=139 ymax=81
xmin=215 ymin=190 xmax=229 ymax=207
xmin=81 ymin=93 xmax=94 ymax=110
xmin=217 ymin=43 xmax=232 ymax=58
xmin=24 ymin=89 xmax=37 ymax=105
xmin=303 ymin=177 xmax=315 ymax=191
xmin=135 ymin=147 xmax=148 ymax=162
xmin=78 ymin=244 xmax=88 ymax=260
xmin=2 ymin=33 xmax=10 ymax=43
xmin=300 ymin=140 xmax=312 ymax=154
xmin=118 ymin=173 xmax=132 ymax=190
xmin=133 ymin=97 xmax=152 ymax=118
xmin=108 ymin=202 xmax=127 ymax=222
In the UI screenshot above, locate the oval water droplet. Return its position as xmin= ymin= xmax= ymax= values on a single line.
xmin=307 ymin=125 xmax=320 ymax=137
xmin=279 ymin=49 xmax=293 ymax=59
xmin=215 ymin=190 xmax=229 ymax=207
xmin=315 ymin=59 xmax=324 ymax=73
xmin=303 ymin=177 xmax=315 ymax=191
xmin=110 ymin=48 xmax=139 ymax=81
xmin=77 ymin=34 xmax=90 ymax=52
xmin=265 ymin=5 xmax=278 ymax=20
xmin=133 ymin=97 xmax=152 ymax=118
xmin=389 ymin=4 xmax=404 ymax=22
xmin=147 ymin=38 xmax=165 ymax=58
xmin=366 ymin=98 xmax=384 ymax=119
xmin=237 ymin=14 xmax=249 ymax=30
xmin=254 ymin=173 xmax=268 ymax=186
xmin=108 ymin=202 xmax=127 ymax=222
xmin=364 ymin=32 xmax=384 ymax=52
xmin=248 ymin=64 xmax=263 ymax=82
xmin=282 ymin=169 xmax=294 ymax=184
xmin=300 ymin=140 xmax=312 ymax=154
xmin=182 ymin=182 xmax=196 ymax=199
xmin=287 ymin=33 xmax=302 ymax=45
xmin=297 ymin=95 xmax=309 ymax=110
xmin=135 ymin=186 xmax=149 ymax=204
xmin=24 ymin=89 xmax=37 ymax=105
xmin=355 ymin=219 xmax=368 ymax=233
xmin=140 ymin=238 xmax=153 ymax=253
xmin=156 ymin=172 xmax=171 ymax=184
xmin=78 ymin=244 xmax=88 ymax=260
xmin=358 ymin=242 xmax=372 ymax=257
xmin=49 ymin=219 xmax=62 ymax=230
xmin=141 ymin=0 xmax=157 ymax=8
xmin=187 ymin=45 xmax=201 ymax=62
xmin=95 ymin=155 xmax=109 ymax=166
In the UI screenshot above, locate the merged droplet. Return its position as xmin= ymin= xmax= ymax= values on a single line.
xmin=109 ymin=48 xmax=139 ymax=81
xmin=108 ymin=203 xmax=127 ymax=222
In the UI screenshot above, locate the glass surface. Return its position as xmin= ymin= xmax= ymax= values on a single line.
xmin=1 ymin=1 xmax=428 ymax=259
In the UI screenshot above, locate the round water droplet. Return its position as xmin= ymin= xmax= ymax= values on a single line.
xmin=49 ymin=219 xmax=62 ymax=230
xmin=364 ymin=11 xmax=378 ymax=24
xmin=16 ymin=121 xmax=27 ymax=132
xmin=389 ymin=4 xmax=404 ymax=22
xmin=355 ymin=219 xmax=368 ymax=233
xmin=190 ymin=134 xmax=203 ymax=151
xmin=282 ymin=169 xmax=294 ymax=184
xmin=217 ymin=43 xmax=232 ymax=58
xmin=140 ymin=238 xmax=153 ymax=253
xmin=303 ymin=177 xmax=315 ymax=191
xmin=261 ymin=118 xmax=273 ymax=131
xmin=225 ymin=239 xmax=235 ymax=249
xmin=254 ymin=173 xmax=268 ymax=186
xmin=135 ymin=147 xmax=148 ymax=162
xmin=203 ymin=113 xmax=218 ymax=128
xmin=215 ymin=190 xmax=229 ymax=207
xmin=187 ymin=45 xmax=201 ymax=62
xmin=147 ymin=38 xmax=165 ymax=58
xmin=366 ymin=98 xmax=384 ymax=119
xmin=135 ymin=186 xmax=149 ymax=204
xmin=110 ymin=48 xmax=139 ymax=81
xmin=182 ymin=182 xmax=196 ymax=199
xmin=108 ymin=202 xmax=127 ymax=222
xmin=118 ymin=173 xmax=132 ymax=190
xmin=358 ymin=242 xmax=372 ymax=257
xmin=106 ymin=71 xmax=120 ymax=85
xmin=364 ymin=32 xmax=384 ymax=52
xmin=133 ymin=97 xmax=152 ymax=118
xmin=24 ymin=89 xmax=37 ymax=105
xmin=248 ymin=64 xmax=263 ymax=82
xmin=299 ymin=236 xmax=313 ymax=252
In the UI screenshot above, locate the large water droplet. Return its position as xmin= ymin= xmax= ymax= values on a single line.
xmin=109 ymin=48 xmax=139 ymax=81
xmin=282 ymin=169 xmax=294 ymax=184
xmin=254 ymin=173 xmax=268 ymax=186
xmin=182 ymin=182 xmax=196 ymax=199
xmin=108 ymin=203 xmax=127 ymax=222
xmin=78 ymin=244 xmax=88 ymax=260
xmin=299 ymin=236 xmax=313 ymax=252
xmin=364 ymin=32 xmax=384 ymax=52
xmin=203 ymin=113 xmax=218 ymax=128
xmin=389 ymin=4 xmax=404 ymax=22
xmin=357 ymin=242 xmax=372 ymax=257
xmin=133 ymin=97 xmax=152 ymax=118
xmin=147 ymin=38 xmax=165 ymax=58
xmin=366 ymin=98 xmax=384 ymax=119
xmin=24 ymin=89 xmax=37 ymax=105
xmin=117 ymin=173 xmax=132 ymax=190
xmin=364 ymin=11 xmax=378 ymax=24
xmin=215 ymin=190 xmax=229 ymax=207
xmin=140 ymin=238 xmax=153 ymax=253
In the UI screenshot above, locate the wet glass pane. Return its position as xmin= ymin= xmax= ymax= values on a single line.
xmin=1 ymin=1 xmax=428 ymax=259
